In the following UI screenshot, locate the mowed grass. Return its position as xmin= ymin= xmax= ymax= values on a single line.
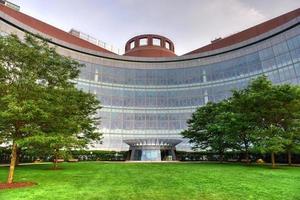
xmin=0 ymin=162 xmax=299 ymax=200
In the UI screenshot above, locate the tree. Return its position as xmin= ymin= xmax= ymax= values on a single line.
xmin=285 ymin=130 xmax=300 ymax=166
xmin=182 ymin=101 xmax=236 ymax=162
xmin=233 ymin=76 xmax=300 ymax=168
xmin=205 ymin=101 xmax=238 ymax=162
xmin=182 ymin=76 xmax=300 ymax=167
xmin=254 ymin=125 xmax=287 ymax=168
xmin=230 ymin=90 xmax=257 ymax=163
xmin=21 ymin=135 xmax=83 ymax=169
xmin=283 ymin=108 xmax=300 ymax=166
xmin=182 ymin=102 xmax=217 ymax=151
xmin=0 ymin=34 xmax=101 ymax=183
xmin=20 ymin=87 xmax=102 ymax=169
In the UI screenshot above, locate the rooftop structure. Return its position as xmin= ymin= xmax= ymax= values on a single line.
xmin=69 ymin=29 xmax=123 ymax=55
xmin=0 ymin=0 xmax=19 ymax=11
xmin=124 ymin=34 xmax=176 ymax=57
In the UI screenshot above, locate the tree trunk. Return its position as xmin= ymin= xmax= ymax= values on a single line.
xmin=288 ymin=151 xmax=292 ymax=166
xmin=15 ymin=147 xmax=21 ymax=166
xmin=244 ymin=139 xmax=250 ymax=164
xmin=245 ymin=151 xmax=250 ymax=164
xmin=271 ymin=152 xmax=276 ymax=168
xmin=219 ymin=151 xmax=224 ymax=163
xmin=53 ymin=149 xmax=58 ymax=170
xmin=7 ymin=142 xmax=18 ymax=184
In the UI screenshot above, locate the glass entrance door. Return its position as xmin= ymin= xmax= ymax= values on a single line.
xmin=141 ymin=149 xmax=161 ymax=161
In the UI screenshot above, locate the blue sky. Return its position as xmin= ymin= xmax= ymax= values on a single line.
xmin=12 ymin=0 xmax=300 ymax=55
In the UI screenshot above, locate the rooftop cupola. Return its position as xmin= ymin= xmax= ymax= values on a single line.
xmin=124 ymin=34 xmax=176 ymax=57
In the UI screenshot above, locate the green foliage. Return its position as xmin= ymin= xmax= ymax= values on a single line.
xmin=235 ymin=76 xmax=300 ymax=158
xmin=182 ymin=75 xmax=300 ymax=165
xmin=182 ymin=101 xmax=238 ymax=161
xmin=0 ymin=34 xmax=102 ymax=178
xmin=71 ymin=150 xmax=128 ymax=161
xmin=253 ymin=125 xmax=287 ymax=154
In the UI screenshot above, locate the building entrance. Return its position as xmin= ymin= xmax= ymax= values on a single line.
xmin=124 ymin=138 xmax=181 ymax=161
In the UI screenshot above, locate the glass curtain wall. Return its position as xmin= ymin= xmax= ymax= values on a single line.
xmin=76 ymin=26 xmax=300 ymax=151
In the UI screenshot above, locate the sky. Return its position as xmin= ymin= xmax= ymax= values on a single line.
xmin=12 ymin=0 xmax=300 ymax=55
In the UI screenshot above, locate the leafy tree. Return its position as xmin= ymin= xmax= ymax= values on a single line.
xmin=254 ymin=125 xmax=287 ymax=167
xmin=232 ymin=76 xmax=300 ymax=168
xmin=21 ymin=135 xmax=81 ymax=169
xmin=285 ymin=130 xmax=300 ymax=166
xmin=183 ymin=76 xmax=300 ymax=167
xmin=182 ymin=101 xmax=236 ymax=162
xmin=230 ymin=90 xmax=257 ymax=163
xmin=283 ymin=106 xmax=300 ymax=166
xmin=0 ymin=34 xmax=101 ymax=183
xmin=21 ymin=87 xmax=101 ymax=169
xmin=182 ymin=102 xmax=217 ymax=151
xmin=19 ymin=87 xmax=101 ymax=169
xmin=205 ymin=101 xmax=238 ymax=162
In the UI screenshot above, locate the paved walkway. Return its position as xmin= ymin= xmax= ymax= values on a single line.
xmin=1 ymin=161 xmax=299 ymax=167
xmin=0 ymin=162 xmax=52 ymax=167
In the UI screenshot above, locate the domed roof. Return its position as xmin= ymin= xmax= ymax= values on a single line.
xmin=124 ymin=34 xmax=177 ymax=57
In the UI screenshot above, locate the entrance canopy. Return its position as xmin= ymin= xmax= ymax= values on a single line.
xmin=124 ymin=138 xmax=182 ymax=161
xmin=124 ymin=138 xmax=182 ymax=147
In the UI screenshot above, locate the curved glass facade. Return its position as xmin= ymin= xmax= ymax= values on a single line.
xmin=73 ymin=25 xmax=300 ymax=151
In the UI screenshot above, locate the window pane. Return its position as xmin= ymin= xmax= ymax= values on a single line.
xmin=165 ymin=41 xmax=171 ymax=49
xmin=153 ymin=38 xmax=161 ymax=46
xmin=130 ymin=41 xmax=135 ymax=49
xmin=140 ymin=38 xmax=148 ymax=46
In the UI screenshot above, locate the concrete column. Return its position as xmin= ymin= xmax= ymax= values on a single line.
xmin=171 ymin=149 xmax=176 ymax=161
xmin=202 ymin=69 xmax=207 ymax=83
xmin=130 ymin=148 xmax=135 ymax=160
xmin=94 ymin=69 xmax=98 ymax=82
xmin=203 ymin=69 xmax=209 ymax=104
xmin=204 ymin=90 xmax=209 ymax=104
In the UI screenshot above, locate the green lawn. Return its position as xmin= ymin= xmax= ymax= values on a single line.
xmin=0 ymin=162 xmax=299 ymax=200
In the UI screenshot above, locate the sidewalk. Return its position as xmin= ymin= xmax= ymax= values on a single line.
xmin=0 ymin=162 xmax=52 ymax=167
xmin=0 ymin=161 xmax=299 ymax=167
